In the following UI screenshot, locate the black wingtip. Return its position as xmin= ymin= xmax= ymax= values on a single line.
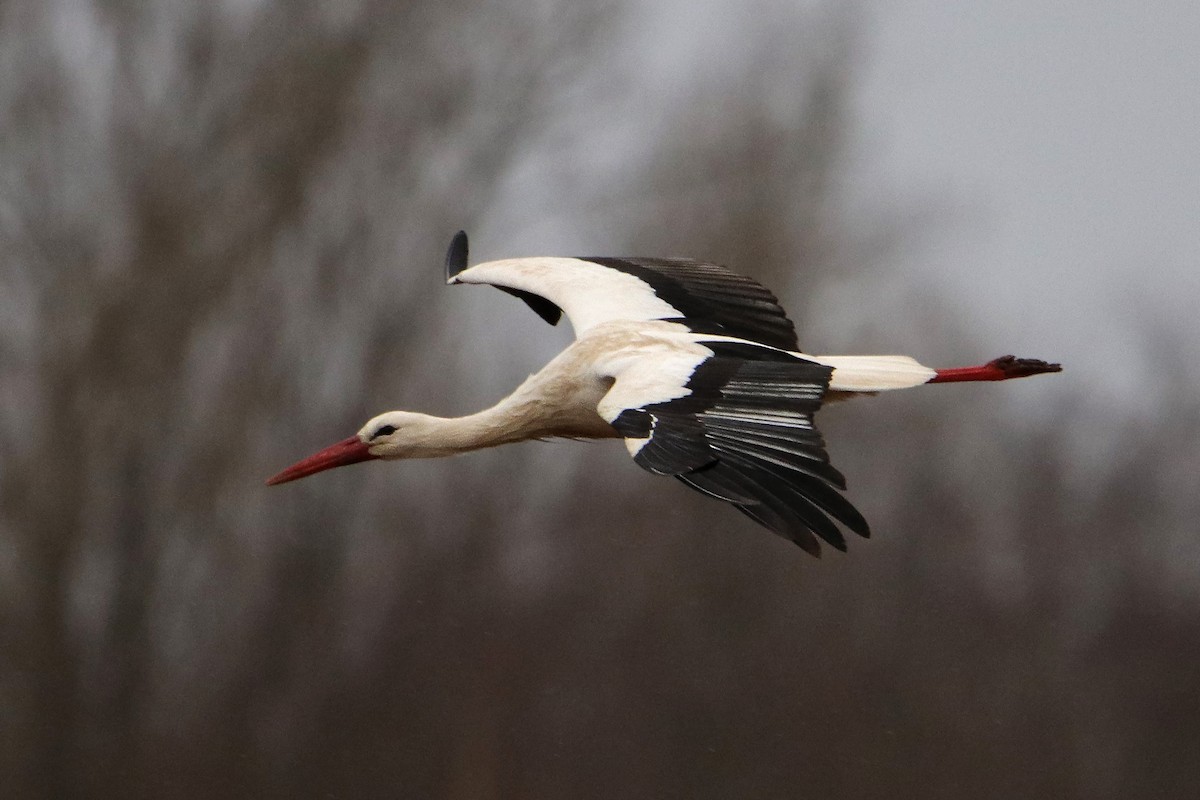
xmin=445 ymin=230 xmax=469 ymax=281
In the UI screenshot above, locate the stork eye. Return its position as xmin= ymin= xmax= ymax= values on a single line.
xmin=372 ymin=425 xmax=397 ymax=439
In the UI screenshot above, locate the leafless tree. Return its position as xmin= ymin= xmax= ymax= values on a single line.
xmin=2 ymin=1 xmax=1197 ymax=798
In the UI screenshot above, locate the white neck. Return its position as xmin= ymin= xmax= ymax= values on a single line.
xmin=370 ymin=355 xmax=620 ymax=460
xmin=412 ymin=400 xmax=545 ymax=457
xmin=382 ymin=392 xmax=612 ymax=460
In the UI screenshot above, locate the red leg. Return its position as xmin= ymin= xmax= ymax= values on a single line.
xmin=929 ymin=355 xmax=1062 ymax=384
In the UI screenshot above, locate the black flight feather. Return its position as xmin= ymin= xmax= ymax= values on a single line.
xmin=496 ymin=287 xmax=563 ymax=326
xmin=583 ymin=257 xmax=801 ymax=351
xmin=445 ymin=230 xmax=469 ymax=280
xmin=612 ymin=345 xmax=868 ymax=555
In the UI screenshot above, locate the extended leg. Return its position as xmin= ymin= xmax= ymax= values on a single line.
xmin=929 ymin=355 xmax=1062 ymax=384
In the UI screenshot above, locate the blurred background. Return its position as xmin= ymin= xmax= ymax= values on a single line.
xmin=3 ymin=1 xmax=1199 ymax=797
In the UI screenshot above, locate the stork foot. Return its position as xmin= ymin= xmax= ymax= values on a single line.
xmin=988 ymin=355 xmax=1062 ymax=379
xmin=930 ymin=355 xmax=1062 ymax=383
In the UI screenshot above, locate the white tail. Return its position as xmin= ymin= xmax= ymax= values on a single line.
xmin=816 ymin=355 xmax=937 ymax=392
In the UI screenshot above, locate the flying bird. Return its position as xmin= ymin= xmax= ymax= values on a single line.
xmin=267 ymin=232 xmax=1061 ymax=556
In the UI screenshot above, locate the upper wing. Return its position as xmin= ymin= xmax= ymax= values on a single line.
xmin=597 ymin=339 xmax=869 ymax=556
xmin=445 ymin=232 xmax=800 ymax=350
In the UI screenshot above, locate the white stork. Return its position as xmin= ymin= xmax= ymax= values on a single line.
xmin=267 ymin=232 xmax=1060 ymax=556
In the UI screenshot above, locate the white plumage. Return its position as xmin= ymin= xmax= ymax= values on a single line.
xmin=268 ymin=232 xmax=1061 ymax=556
xmin=454 ymin=257 xmax=685 ymax=334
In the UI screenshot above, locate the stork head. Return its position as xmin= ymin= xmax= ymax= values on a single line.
xmin=265 ymin=411 xmax=438 ymax=486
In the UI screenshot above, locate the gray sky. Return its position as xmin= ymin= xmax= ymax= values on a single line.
xmin=597 ymin=0 xmax=1198 ymax=412
xmin=847 ymin=0 xmax=1200 ymax=406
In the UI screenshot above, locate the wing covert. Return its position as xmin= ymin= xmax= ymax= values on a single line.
xmin=446 ymin=234 xmax=799 ymax=348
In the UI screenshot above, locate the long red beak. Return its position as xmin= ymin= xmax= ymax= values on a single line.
xmin=266 ymin=436 xmax=378 ymax=486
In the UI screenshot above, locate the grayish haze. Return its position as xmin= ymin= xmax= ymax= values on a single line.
xmin=849 ymin=0 xmax=1200 ymax=405
xmin=2 ymin=1 xmax=1198 ymax=797
xmin=633 ymin=0 xmax=1195 ymax=410
xmin=629 ymin=0 xmax=1198 ymax=407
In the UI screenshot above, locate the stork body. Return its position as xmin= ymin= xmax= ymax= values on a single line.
xmin=268 ymin=233 xmax=1060 ymax=556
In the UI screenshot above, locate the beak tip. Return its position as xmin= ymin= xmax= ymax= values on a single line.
xmin=264 ymin=470 xmax=294 ymax=487
xmin=264 ymin=435 xmax=375 ymax=488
